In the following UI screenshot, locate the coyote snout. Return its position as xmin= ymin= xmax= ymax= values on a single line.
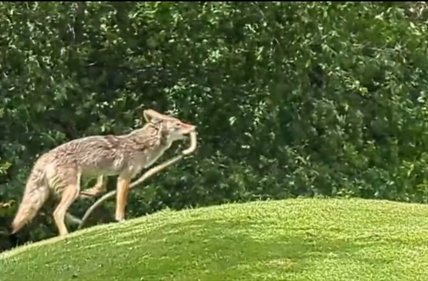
xmin=11 ymin=109 xmax=196 ymax=237
xmin=165 ymin=120 xmax=195 ymax=141
xmin=144 ymin=109 xmax=195 ymax=141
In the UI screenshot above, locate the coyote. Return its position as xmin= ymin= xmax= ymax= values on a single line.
xmin=11 ymin=109 xmax=195 ymax=236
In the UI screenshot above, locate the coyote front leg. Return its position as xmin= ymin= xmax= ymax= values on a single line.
xmin=115 ymin=176 xmax=130 ymax=221
xmin=79 ymin=175 xmax=107 ymax=198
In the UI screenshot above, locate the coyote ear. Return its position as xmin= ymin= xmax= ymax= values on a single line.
xmin=143 ymin=110 xmax=151 ymax=123
xmin=144 ymin=108 xmax=179 ymax=124
xmin=143 ymin=109 xmax=170 ymax=123
xmin=143 ymin=109 xmax=163 ymax=125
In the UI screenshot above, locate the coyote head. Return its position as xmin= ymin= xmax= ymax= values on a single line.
xmin=143 ymin=109 xmax=196 ymax=142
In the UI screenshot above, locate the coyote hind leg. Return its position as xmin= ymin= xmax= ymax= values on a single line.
xmin=79 ymin=175 xmax=107 ymax=198
xmin=53 ymin=184 xmax=80 ymax=236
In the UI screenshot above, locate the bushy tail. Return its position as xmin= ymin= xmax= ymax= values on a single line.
xmin=11 ymin=168 xmax=50 ymax=234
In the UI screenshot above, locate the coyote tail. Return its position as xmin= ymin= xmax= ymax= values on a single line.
xmin=11 ymin=167 xmax=50 ymax=234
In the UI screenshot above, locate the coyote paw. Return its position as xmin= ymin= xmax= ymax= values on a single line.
xmin=79 ymin=187 xmax=102 ymax=198
xmin=115 ymin=216 xmax=126 ymax=223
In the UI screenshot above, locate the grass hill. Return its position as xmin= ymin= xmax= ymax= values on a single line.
xmin=1 ymin=198 xmax=428 ymax=281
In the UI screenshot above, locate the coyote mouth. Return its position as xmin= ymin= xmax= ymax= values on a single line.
xmin=182 ymin=124 xmax=196 ymax=135
xmin=182 ymin=131 xmax=194 ymax=138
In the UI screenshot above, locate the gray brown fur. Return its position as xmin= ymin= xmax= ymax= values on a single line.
xmin=11 ymin=109 xmax=195 ymax=236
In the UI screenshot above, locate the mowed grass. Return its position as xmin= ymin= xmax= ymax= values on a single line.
xmin=2 ymin=198 xmax=428 ymax=281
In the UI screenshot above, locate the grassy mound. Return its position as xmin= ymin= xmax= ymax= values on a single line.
xmin=2 ymin=198 xmax=428 ymax=280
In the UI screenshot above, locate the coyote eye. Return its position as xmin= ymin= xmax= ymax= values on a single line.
xmin=174 ymin=122 xmax=182 ymax=128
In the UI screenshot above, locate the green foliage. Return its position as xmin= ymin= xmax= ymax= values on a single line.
xmin=1 ymin=2 xmax=428 ymax=245
xmin=3 ymin=199 xmax=428 ymax=280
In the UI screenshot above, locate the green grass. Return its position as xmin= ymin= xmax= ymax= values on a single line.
xmin=2 ymin=198 xmax=428 ymax=280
